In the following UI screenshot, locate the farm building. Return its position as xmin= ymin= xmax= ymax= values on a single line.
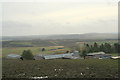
xmin=34 ymin=50 xmax=81 ymax=60
xmin=7 ymin=54 xmax=22 ymax=59
xmin=111 ymin=56 xmax=120 ymax=59
xmin=44 ymin=53 xmax=74 ymax=59
xmin=44 ymin=50 xmax=81 ymax=59
xmin=73 ymin=50 xmax=80 ymax=58
xmin=34 ymin=53 xmax=49 ymax=60
xmin=86 ymin=52 xmax=111 ymax=59
xmin=34 ymin=53 xmax=56 ymax=60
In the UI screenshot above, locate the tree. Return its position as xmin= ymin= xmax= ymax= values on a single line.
xmin=93 ymin=42 xmax=99 ymax=52
xmin=42 ymin=48 xmax=45 ymax=51
xmin=81 ymin=50 xmax=87 ymax=59
xmin=114 ymin=43 xmax=120 ymax=53
xmin=104 ymin=43 xmax=112 ymax=53
xmin=100 ymin=44 xmax=104 ymax=52
xmin=21 ymin=50 xmax=34 ymax=60
xmin=88 ymin=45 xmax=94 ymax=53
xmin=86 ymin=44 xmax=89 ymax=47
xmin=66 ymin=50 xmax=69 ymax=53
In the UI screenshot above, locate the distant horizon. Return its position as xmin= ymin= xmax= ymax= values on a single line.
xmin=2 ymin=32 xmax=118 ymax=37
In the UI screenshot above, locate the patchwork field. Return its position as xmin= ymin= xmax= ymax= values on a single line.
xmin=2 ymin=46 xmax=71 ymax=58
xmin=2 ymin=59 xmax=119 ymax=79
xmin=2 ymin=39 xmax=119 ymax=58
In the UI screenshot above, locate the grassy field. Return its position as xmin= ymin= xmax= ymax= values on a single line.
xmin=2 ymin=40 xmax=119 ymax=58
xmin=109 ymin=53 xmax=119 ymax=56
xmin=2 ymin=59 xmax=119 ymax=78
xmin=2 ymin=46 xmax=70 ymax=57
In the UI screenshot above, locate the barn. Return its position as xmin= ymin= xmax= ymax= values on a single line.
xmin=44 ymin=50 xmax=81 ymax=59
xmin=44 ymin=53 xmax=74 ymax=59
xmin=34 ymin=53 xmax=48 ymax=60
xmin=86 ymin=52 xmax=111 ymax=59
xmin=34 ymin=53 xmax=56 ymax=60
xmin=34 ymin=50 xmax=81 ymax=60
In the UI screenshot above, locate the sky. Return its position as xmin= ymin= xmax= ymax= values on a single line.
xmin=1 ymin=0 xmax=118 ymax=36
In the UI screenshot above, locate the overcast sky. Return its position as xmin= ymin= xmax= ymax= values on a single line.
xmin=1 ymin=0 xmax=118 ymax=36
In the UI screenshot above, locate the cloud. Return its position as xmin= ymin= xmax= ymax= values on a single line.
xmin=5 ymin=3 xmax=117 ymax=25
xmin=2 ymin=2 xmax=118 ymax=36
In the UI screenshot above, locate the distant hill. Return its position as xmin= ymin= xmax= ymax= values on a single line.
xmin=2 ymin=33 xmax=118 ymax=41
xmin=47 ymin=33 xmax=118 ymax=40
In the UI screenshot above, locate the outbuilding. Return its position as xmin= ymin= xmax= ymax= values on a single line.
xmin=34 ymin=53 xmax=47 ymax=60
xmin=44 ymin=50 xmax=81 ymax=59
xmin=86 ymin=52 xmax=111 ymax=59
xmin=7 ymin=54 xmax=22 ymax=59
xmin=44 ymin=53 xmax=74 ymax=59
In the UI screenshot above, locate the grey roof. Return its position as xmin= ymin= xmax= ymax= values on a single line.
xmin=63 ymin=56 xmax=80 ymax=59
xmin=7 ymin=54 xmax=21 ymax=58
xmin=73 ymin=50 xmax=80 ymax=57
xmin=44 ymin=53 xmax=74 ymax=59
xmin=37 ymin=54 xmax=48 ymax=56
xmin=87 ymin=52 xmax=105 ymax=56
xmin=36 ymin=50 xmax=81 ymax=60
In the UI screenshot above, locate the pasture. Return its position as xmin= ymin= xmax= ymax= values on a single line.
xmin=2 ymin=39 xmax=118 ymax=58
xmin=2 ymin=46 xmax=70 ymax=58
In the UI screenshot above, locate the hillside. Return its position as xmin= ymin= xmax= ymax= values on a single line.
xmin=2 ymin=59 xmax=118 ymax=78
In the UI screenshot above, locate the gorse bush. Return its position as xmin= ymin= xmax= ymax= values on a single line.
xmin=21 ymin=50 xmax=34 ymax=60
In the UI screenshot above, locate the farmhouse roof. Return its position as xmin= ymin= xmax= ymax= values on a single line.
xmin=44 ymin=53 xmax=74 ymax=59
xmin=87 ymin=52 xmax=105 ymax=56
xmin=7 ymin=54 xmax=21 ymax=58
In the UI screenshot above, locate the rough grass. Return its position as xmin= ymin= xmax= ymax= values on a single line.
xmin=2 ymin=59 xmax=119 ymax=78
xmin=109 ymin=53 xmax=119 ymax=56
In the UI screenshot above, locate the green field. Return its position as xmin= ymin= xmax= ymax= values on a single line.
xmin=109 ymin=53 xmax=119 ymax=56
xmin=2 ymin=59 xmax=119 ymax=78
xmin=2 ymin=46 xmax=70 ymax=57
xmin=2 ymin=39 xmax=119 ymax=58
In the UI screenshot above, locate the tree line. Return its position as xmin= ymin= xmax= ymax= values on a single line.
xmin=82 ymin=42 xmax=120 ymax=54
